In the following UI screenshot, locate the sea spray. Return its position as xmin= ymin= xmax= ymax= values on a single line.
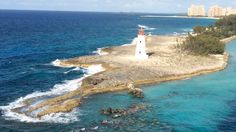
xmin=51 ymin=59 xmax=64 ymax=67
xmin=64 ymin=67 xmax=81 ymax=74
xmin=138 ymin=24 xmax=156 ymax=31
xmin=121 ymin=37 xmax=138 ymax=47
xmin=0 ymin=61 xmax=105 ymax=123
xmin=92 ymin=48 xmax=109 ymax=55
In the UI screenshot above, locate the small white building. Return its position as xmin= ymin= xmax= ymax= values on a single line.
xmin=135 ymin=28 xmax=149 ymax=59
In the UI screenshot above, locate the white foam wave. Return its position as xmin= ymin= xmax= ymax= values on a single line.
xmin=92 ymin=48 xmax=108 ymax=55
xmin=138 ymin=24 xmax=156 ymax=31
xmin=121 ymin=37 xmax=138 ymax=47
xmin=0 ymin=64 xmax=105 ymax=123
xmin=64 ymin=67 xmax=81 ymax=74
xmin=0 ymin=78 xmax=83 ymax=123
xmin=85 ymin=64 xmax=105 ymax=75
xmin=0 ymin=104 xmax=80 ymax=123
xmin=51 ymin=59 xmax=75 ymax=68
xmin=51 ymin=59 xmax=62 ymax=67
xmin=182 ymin=28 xmax=193 ymax=32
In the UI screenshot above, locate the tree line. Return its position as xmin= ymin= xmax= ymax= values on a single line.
xmin=181 ymin=15 xmax=236 ymax=55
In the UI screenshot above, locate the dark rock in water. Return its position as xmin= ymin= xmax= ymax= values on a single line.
xmin=100 ymin=107 xmax=125 ymax=116
xmin=127 ymin=83 xmax=144 ymax=98
xmin=128 ymin=88 xmax=144 ymax=98
xmin=100 ymin=104 xmax=146 ymax=120
xmin=101 ymin=120 xmax=114 ymax=125
xmin=101 ymin=120 xmax=108 ymax=124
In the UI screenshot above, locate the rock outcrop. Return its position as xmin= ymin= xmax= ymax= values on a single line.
xmin=100 ymin=104 xmax=146 ymax=118
xmin=127 ymin=83 xmax=144 ymax=98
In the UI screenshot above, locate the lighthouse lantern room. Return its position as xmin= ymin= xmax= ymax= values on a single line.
xmin=135 ymin=28 xmax=149 ymax=59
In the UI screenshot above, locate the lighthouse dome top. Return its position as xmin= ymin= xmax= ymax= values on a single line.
xmin=138 ymin=28 xmax=145 ymax=36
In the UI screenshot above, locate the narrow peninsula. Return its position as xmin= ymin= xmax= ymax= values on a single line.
xmin=12 ymin=15 xmax=236 ymax=119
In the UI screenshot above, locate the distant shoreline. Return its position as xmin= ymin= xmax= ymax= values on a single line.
xmin=141 ymin=15 xmax=220 ymax=20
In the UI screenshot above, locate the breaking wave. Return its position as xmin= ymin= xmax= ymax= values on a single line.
xmin=64 ymin=67 xmax=81 ymax=74
xmin=121 ymin=37 xmax=138 ymax=47
xmin=92 ymin=48 xmax=109 ymax=55
xmin=182 ymin=28 xmax=193 ymax=32
xmin=138 ymin=24 xmax=156 ymax=31
xmin=51 ymin=59 xmax=74 ymax=68
xmin=0 ymin=62 xmax=105 ymax=123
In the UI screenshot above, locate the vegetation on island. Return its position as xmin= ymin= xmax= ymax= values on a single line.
xmin=182 ymin=34 xmax=224 ymax=55
xmin=182 ymin=15 xmax=236 ymax=55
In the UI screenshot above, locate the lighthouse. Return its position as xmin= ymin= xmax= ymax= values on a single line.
xmin=135 ymin=28 xmax=149 ymax=59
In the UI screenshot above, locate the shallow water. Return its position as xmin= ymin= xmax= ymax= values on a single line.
xmin=2 ymin=10 xmax=235 ymax=131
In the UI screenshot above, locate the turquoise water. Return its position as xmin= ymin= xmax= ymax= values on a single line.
xmin=1 ymin=10 xmax=236 ymax=131
xmin=67 ymin=41 xmax=236 ymax=132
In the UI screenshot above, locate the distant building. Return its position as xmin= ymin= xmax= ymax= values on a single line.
xmin=208 ymin=5 xmax=224 ymax=17
xmin=208 ymin=5 xmax=236 ymax=17
xmin=225 ymin=7 xmax=236 ymax=16
xmin=188 ymin=5 xmax=206 ymax=17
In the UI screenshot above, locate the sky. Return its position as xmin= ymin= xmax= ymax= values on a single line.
xmin=0 ymin=0 xmax=236 ymax=13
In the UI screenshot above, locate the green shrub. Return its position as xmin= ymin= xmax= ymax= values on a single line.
xmin=182 ymin=34 xmax=225 ymax=55
xmin=213 ymin=15 xmax=236 ymax=38
xmin=193 ymin=26 xmax=206 ymax=34
xmin=182 ymin=15 xmax=236 ymax=55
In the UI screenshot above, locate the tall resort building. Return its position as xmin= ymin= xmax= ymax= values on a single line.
xmin=188 ymin=5 xmax=206 ymax=17
xmin=208 ymin=5 xmax=236 ymax=17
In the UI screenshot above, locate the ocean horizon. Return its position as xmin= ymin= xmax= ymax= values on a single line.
xmin=0 ymin=9 xmax=188 ymax=15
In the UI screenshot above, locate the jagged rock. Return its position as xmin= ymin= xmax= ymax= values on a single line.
xmin=84 ymin=77 xmax=106 ymax=86
xmin=128 ymin=88 xmax=144 ymax=98
xmin=127 ymin=83 xmax=135 ymax=89
xmin=100 ymin=104 xmax=146 ymax=119
xmin=127 ymin=83 xmax=144 ymax=98
xmin=100 ymin=108 xmax=125 ymax=116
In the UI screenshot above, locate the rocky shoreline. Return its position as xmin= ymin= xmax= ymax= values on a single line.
xmin=11 ymin=35 xmax=233 ymax=118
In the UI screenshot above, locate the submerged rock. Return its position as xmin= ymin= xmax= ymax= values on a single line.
xmin=91 ymin=126 xmax=99 ymax=130
xmin=101 ymin=119 xmax=114 ymax=125
xmin=100 ymin=107 xmax=125 ymax=116
xmin=100 ymin=104 xmax=146 ymax=119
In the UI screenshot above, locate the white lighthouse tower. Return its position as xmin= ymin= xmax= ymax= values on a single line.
xmin=135 ymin=28 xmax=149 ymax=59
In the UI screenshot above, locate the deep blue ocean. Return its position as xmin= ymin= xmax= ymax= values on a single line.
xmin=0 ymin=10 xmax=236 ymax=132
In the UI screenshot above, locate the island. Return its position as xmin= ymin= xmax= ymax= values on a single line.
xmin=12 ymin=15 xmax=236 ymax=119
